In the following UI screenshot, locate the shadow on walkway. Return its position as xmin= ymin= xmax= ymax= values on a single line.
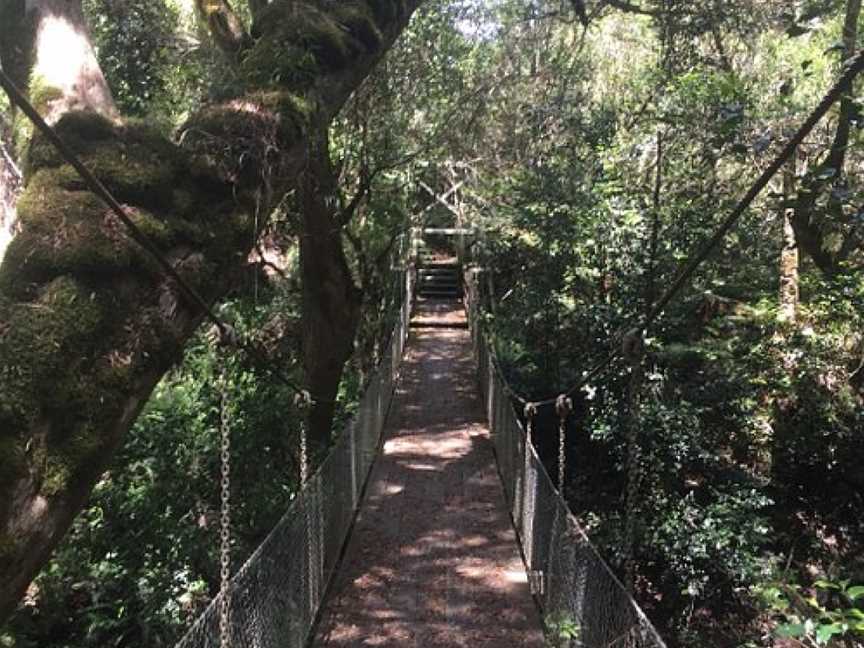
xmin=313 ymin=300 xmax=545 ymax=647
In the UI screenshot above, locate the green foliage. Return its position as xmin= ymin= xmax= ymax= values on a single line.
xmin=756 ymin=577 xmax=864 ymax=646
xmin=82 ymin=0 xmax=226 ymax=128
xmin=83 ymin=0 xmax=179 ymax=117
xmin=461 ymin=1 xmax=864 ymax=646
xmin=544 ymin=612 xmax=581 ymax=647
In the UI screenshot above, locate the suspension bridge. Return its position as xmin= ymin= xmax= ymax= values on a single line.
xmin=5 ymin=47 xmax=864 ymax=648
xmin=173 ymin=232 xmax=667 ymax=648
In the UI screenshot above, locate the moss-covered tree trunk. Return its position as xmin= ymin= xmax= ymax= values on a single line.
xmin=0 ymin=0 xmax=422 ymax=622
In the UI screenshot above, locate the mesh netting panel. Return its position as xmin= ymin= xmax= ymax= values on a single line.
xmin=174 ymin=270 xmax=413 ymax=648
xmin=465 ymin=271 xmax=667 ymax=648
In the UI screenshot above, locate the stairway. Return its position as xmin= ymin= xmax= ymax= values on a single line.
xmin=417 ymin=263 xmax=461 ymax=300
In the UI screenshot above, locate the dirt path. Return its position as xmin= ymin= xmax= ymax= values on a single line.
xmin=313 ymin=300 xmax=545 ymax=647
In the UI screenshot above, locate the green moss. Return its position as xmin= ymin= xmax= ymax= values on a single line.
xmin=0 ymin=274 xmax=129 ymax=498
xmin=39 ymin=423 xmax=104 ymax=497
xmin=28 ymin=74 xmax=63 ymax=116
xmin=26 ymin=111 xmax=116 ymax=174
xmin=0 ymin=276 xmax=107 ymax=429
xmin=25 ymin=112 xmax=183 ymax=210
xmin=85 ymin=143 xmax=178 ymax=208
xmin=132 ymin=208 xmax=173 ymax=242
xmin=40 ymin=457 xmax=71 ymax=497
xmin=57 ymin=111 xmax=117 ymax=141
xmin=244 ymin=1 xmax=386 ymax=88
xmin=6 ymin=172 xmax=134 ymax=282
xmin=8 ymin=119 xmax=200 ymax=284
xmin=243 ymin=38 xmax=317 ymax=88
xmin=280 ymin=92 xmax=319 ymax=134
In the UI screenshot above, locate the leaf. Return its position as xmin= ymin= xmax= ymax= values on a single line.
xmin=776 ymin=622 xmax=806 ymax=638
xmin=815 ymin=623 xmax=844 ymax=645
xmin=846 ymin=585 xmax=864 ymax=601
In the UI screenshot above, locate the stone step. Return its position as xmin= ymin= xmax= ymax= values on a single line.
xmin=418 ymin=268 xmax=459 ymax=276
xmin=418 ymin=266 xmax=459 ymax=274
xmin=419 ymin=276 xmax=459 ymax=286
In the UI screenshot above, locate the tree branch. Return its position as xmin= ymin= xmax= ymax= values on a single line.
xmin=195 ymin=0 xmax=252 ymax=59
xmin=604 ymin=0 xmax=658 ymax=17
xmin=337 ymin=168 xmax=378 ymax=227
xmin=247 ymin=0 xmax=269 ymax=22
xmin=254 ymin=243 xmax=290 ymax=280
xmin=791 ymin=0 xmax=862 ymax=277
xmin=373 ymin=229 xmax=401 ymax=268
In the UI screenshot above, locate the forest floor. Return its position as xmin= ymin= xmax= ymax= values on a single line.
xmin=313 ymin=299 xmax=545 ymax=647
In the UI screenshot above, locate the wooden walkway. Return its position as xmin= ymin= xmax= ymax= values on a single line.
xmin=313 ymin=300 xmax=545 ymax=647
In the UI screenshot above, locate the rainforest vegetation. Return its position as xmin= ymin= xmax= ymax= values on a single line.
xmin=1 ymin=0 xmax=863 ymax=646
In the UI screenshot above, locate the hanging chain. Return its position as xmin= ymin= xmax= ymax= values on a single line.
xmin=555 ymin=395 xmax=573 ymax=496
xmin=622 ymin=328 xmax=646 ymax=594
xmin=295 ymin=391 xmax=312 ymax=487
xmin=299 ymin=424 xmax=309 ymax=486
xmin=218 ymin=371 xmax=232 ymax=648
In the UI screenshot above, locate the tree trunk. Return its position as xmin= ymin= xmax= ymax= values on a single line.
xmin=299 ymin=128 xmax=362 ymax=456
xmin=0 ymin=117 xmax=20 ymax=263
xmin=0 ymin=0 xmax=422 ymax=621
xmin=779 ymin=162 xmax=799 ymax=322
xmin=0 ymin=0 xmax=117 ymax=123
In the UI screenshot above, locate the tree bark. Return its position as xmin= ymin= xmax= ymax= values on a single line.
xmin=299 ymin=128 xmax=362 ymax=456
xmin=0 ymin=0 xmax=423 ymax=621
xmin=0 ymin=115 xmax=21 ymax=263
xmin=0 ymin=0 xmax=117 ymax=123
xmin=194 ymin=0 xmax=252 ymax=59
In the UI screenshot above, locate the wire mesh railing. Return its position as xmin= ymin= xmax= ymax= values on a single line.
xmin=174 ymin=265 xmax=415 ymax=648
xmin=463 ymin=267 xmax=667 ymax=648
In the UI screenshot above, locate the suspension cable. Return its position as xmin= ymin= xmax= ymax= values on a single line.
xmin=498 ymin=48 xmax=864 ymax=411
xmin=0 ymin=68 xmax=311 ymax=402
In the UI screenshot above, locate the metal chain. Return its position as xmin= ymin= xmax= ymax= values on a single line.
xmin=555 ymin=395 xmax=573 ymax=496
xmin=218 ymin=372 xmax=232 ymax=648
xmin=622 ymin=329 xmax=645 ymax=594
xmin=295 ymin=392 xmax=312 ymax=487
xmin=299 ymin=423 xmax=309 ymax=487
